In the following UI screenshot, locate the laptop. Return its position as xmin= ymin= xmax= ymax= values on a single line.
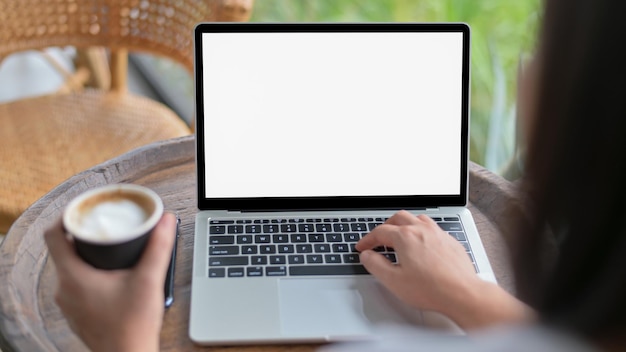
xmin=190 ymin=22 xmax=496 ymax=345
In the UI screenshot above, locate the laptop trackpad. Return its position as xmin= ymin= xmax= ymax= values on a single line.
xmin=278 ymin=277 xmax=423 ymax=338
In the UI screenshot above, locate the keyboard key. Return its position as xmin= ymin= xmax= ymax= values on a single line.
xmin=270 ymin=255 xmax=287 ymax=264
xmin=316 ymin=223 xmax=333 ymax=232
xmin=209 ymin=236 xmax=234 ymax=245
xmin=314 ymin=244 xmax=331 ymax=253
xmin=290 ymin=234 xmax=306 ymax=243
xmin=333 ymin=223 xmax=349 ymax=232
xmin=288 ymin=255 xmax=305 ymax=264
xmin=439 ymin=223 xmax=463 ymax=231
xmin=260 ymin=245 xmax=276 ymax=254
xmin=460 ymin=241 xmax=471 ymax=252
xmin=209 ymin=256 xmax=248 ymax=266
xmin=227 ymin=225 xmax=244 ymax=234
xmin=449 ymin=232 xmax=467 ymax=241
xmin=431 ymin=217 xmax=442 ymax=222
xmin=242 ymin=245 xmax=257 ymax=254
xmin=278 ymin=244 xmax=295 ymax=253
xmin=266 ymin=266 xmax=287 ymax=276
xmin=254 ymin=219 xmax=270 ymax=224
xmin=332 ymin=244 xmax=349 ymax=252
xmin=341 ymin=218 xmax=356 ymax=222
xmin=255 ymin=235 xmax=270 ymax=243
xmin=209 ymin=225 xmax=226 ymax=234
xmin=281 ymin=224 xmax=298 ymax=232
xmin=367 ymin=223 xmax=381 ymax=231
xmin=468 ymin=252 xmax=475 ymax=262
xmin=251 ymin=256 xmax=267 ymax=265
xmin=325 ymin=254 xmax=341 ymax=264
xmin=350 ymin=223 xmax=367 ymax=231
xmin=306 ymin=254 xmax=323 ymax=263
xmin=228 ymin=267 xmax=245 ymax=277
xmin=326 ymin=233 xmax=342 ymax=242
xmin=373 ymin=246 xmax=385 ymax=252
xmin=236 ymin=219 xmax=252 ymax=224
xmin=236 ymin=235 xmax=253 ymax=244
xmin=289 ymin=218 xmax=305 ymax=223
xmin=247 ymin=266 xmax=264 ymax=277
xmin=308 ymin=234 xmax=324 ymax=242
xmin=273 ymin=234 xmax=289 ymax=243
xmin=208 ymin=268 xmax=225 ymax=278
xmin=343 ymin=253 xmax=360 ymax=263
xmin=290 ymin=265 xmax=369 ymax=276
xmin=306 ymin=218 xmax=322 ymax=222
xmin=324 ymin=218 xmax=340 ymax=222
xmin=210 ymin=220 xmax=234 ymax=224
xmin=349 ymin=243 xmax=358 ymax=252
xmin=298 ymin=223 xmax=314 ymax=232
xmin=209 ymin=246 xmax=239 ymax=255
xmin=263 ymin=224 xmax=279 ymax=233
xmin=344 ymin=233 xmax=360 ymax=242
xmin=245 ymin=224 xmax=262 ymax=233
xmin=271 ymin=219 xmax=287 ymax=223
xmin=296 ymin=244 xmax=313 ymax=253
xmin=444 ymin=217 xmax=459 ymax=222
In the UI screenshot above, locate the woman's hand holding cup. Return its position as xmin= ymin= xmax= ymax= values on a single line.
xmin=45 ymin=184 xmax=176 ymax=352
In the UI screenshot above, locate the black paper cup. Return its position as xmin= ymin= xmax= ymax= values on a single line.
xmin=62 ymin=184 xmax=164 ymax=270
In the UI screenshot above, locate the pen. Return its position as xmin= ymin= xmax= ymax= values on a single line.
xmin=164 ymin=215 xmax=180 ymax=308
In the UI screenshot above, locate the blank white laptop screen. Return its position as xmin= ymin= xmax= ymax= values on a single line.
xmin=201 ymin=32 xmax=463 ymax=199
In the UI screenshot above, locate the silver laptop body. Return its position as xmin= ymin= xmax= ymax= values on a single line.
xmin=190 ymin=22 xmax=496 ymax=345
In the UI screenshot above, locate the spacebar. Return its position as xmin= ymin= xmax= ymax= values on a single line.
xmin=289 ymin=265 xmax=369 ymax=276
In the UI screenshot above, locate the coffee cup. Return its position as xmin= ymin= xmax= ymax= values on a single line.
xmin=62 ymin=184 xmax=164 ymax=270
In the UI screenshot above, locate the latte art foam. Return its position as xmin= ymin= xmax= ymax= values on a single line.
xmin=79 ymin=199 xmax=148 ymax=240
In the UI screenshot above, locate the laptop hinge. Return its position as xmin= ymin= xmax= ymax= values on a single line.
xmin=395 ymin=207 xmax=440 ymax=212
xmin=230 ymin=207 xmax=442 ymax=213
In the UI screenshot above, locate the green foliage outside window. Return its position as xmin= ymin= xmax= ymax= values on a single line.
xmin=250 ymin=0 xmax=541 ymax=176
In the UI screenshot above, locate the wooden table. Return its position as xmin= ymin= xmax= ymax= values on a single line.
xmin=0 ymin=135 xmax=521 ymax=352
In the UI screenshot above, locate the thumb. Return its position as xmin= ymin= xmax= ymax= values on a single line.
xmin=360 ymin=249 xmax=400 ymax=287
xmin=44 ymin=219 xmax=93 ymax=277
xmin=135 ymin=213 xmax=177 ymax=280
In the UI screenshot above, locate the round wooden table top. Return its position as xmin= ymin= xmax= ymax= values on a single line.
xmin=0 ymin=135 xmax=520 ymax=352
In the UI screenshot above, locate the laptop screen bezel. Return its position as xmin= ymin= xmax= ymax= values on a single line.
xmin=194 ymin=22 xmax=470 ymax=211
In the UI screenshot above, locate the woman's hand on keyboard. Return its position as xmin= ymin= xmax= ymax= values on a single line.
xmin=356 ymin=210 xmax=534 ymax=330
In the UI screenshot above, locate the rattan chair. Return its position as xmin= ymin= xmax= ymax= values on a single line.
xmin=0 ymin=0 xmax=255 ymax=233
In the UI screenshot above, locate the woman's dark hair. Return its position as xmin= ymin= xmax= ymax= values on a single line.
xmin=513 ymin=0 xmax=626 ymax=341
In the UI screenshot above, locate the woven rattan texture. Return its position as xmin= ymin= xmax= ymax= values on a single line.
xmin=0 ymin=0 xmax=254 ymax=233
xmin=0 ymin=0 xmax=243 ymax=73
xmin=0 ymin=90 xmax=190 ymax=231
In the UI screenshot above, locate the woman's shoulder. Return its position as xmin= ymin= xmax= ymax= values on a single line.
xmin=318 ymin=324 xmax=599 ymax=352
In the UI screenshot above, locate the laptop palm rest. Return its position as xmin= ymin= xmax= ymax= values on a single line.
xmin=278 ymin=277 xmax=424 ymax=338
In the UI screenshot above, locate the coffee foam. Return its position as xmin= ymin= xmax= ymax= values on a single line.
xmin=78 ymin=199 xmax=148 ymax=241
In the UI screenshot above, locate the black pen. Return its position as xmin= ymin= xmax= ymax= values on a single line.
xmin=164 ymin=215 xmax=180 ymax=308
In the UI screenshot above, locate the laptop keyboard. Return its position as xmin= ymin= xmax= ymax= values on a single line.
xmin=207 ymin=216 xmax=476 ymax=278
